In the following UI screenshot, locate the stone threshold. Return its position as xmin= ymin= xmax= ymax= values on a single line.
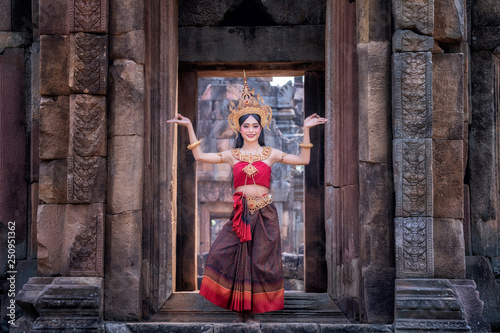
xmin=105 ymin=322 xmax=394 ymax=333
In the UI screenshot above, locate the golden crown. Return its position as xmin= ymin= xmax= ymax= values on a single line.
xmin=228 ymin=72 xmax=272 ymax=136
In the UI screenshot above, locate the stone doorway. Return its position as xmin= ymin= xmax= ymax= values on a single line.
xmin=142 ymin=0 xmax=362 ymax=321
xmin=175 ymin=71 xmax=327 ymax=294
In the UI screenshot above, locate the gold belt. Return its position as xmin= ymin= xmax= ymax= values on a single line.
xmin=246 ymin=193 xmax=273 ymax=215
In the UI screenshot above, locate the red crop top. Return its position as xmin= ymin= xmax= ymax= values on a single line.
xmin=232 ymin=147 xmax=272 ymax=189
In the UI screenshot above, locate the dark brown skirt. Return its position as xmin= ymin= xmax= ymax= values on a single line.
xmin=199 ymin=200 xmax=284 ymax=313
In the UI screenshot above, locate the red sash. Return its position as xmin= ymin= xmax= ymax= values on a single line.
xmin=232 ymin=192 xmax=251 ymax=242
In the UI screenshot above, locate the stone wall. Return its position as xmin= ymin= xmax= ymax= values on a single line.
xmin=468 ymin=0 xmax=500 ymax=329
xmin=0 ymin=0 xmax=34 ymax=329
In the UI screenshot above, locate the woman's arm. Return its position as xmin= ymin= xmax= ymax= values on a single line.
xmin=167 ymin=114 xmax=229 ymax=164
xmin=272 ymin=113 xmax=328 ymax=166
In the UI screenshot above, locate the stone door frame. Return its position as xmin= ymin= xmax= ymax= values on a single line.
xmin=141 ymin=0 xmax=386 ymax=322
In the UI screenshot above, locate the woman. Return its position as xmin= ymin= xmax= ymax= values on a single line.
xmin=168 ymin=77 xmax=327 ymax=323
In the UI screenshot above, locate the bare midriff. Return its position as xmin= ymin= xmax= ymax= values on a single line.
xmin=234 ymin=184 xmax=270 ymax=198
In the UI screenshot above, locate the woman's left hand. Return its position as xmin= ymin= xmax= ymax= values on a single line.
xmin=304 ymin=113 xmax=328 ymax=129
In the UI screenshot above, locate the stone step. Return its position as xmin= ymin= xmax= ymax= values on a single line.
xmin=150 ymin=292 xmax=351 ymax=324
xmin=120 ymin=322 xmax=394 ymax=333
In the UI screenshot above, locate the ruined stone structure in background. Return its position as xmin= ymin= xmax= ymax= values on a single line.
xmin=0 ymin=0 xmax=499 ymax=332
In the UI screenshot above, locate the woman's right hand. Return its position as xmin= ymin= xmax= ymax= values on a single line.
xmin=166 ymin=114 xmax=192 ymax=127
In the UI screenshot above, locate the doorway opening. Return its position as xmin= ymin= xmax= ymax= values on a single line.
xmin=196 ymin=76 xmax=307 ymax=291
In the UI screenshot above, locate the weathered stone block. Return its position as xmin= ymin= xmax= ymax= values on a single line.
xmin=0 ymin=31 xmax=28 ymax=54
xmin=110 ymin=0 xmax=144 ymax=34
xmin=261 ymin=0 xmax=326 ymax=25
xmin=432 ymin=53 xmax=464 ymax=140
xmin=472 ymin=0 xmax=500 ymax=26
xmin=69 ymin=94 xmax=107 ymax=157
xmin=361 ymin=265 xmax=395 ymax=324
xmin=0 ymin=47 xmax=28 ymax=255
xmin=359 ymin=162 xmax=394 ymax=266
xmin=110 ymin=30 xmax=145 ymax=64
xmin=29 ymin=182 xmax=39 ymax=258
xmin=39 ymin=96 xmax=69 ymax=159
xmin=395 ymin=217 xmax=433 ymax=277
xmin=104 ymin=211 xmax=141 ymax=320
xmin=469 ymin=51 xmax=498 ymax=258
xmin=450 ymin=279 xmax=491 ymax=332
xmin=0 ymin=0 xmax=11 ymax=31
xmin=393 ymin=139 xmax=433 ymax=217
xmin=357 ymin=0 xmax=393 ymax=43
xmin=466 ymin=256 xmax=500 ymax=328
xmin=472 ymin=26 xmax=500 ymax=50
xmin=40 ymin=35 xmax=70 ymax=95
xmin=179 ymin=26 xmax=325 ymax=62
xmin=260 ymin=323 xmax=319 ymax=333
xmin=37 ymin=204 xmax=104 ymax=276
xmin=39 ymin=0 xmax=69 ymax=35
xmin=433 ymin=219 xmax=466 ymax=278
xmin=107 ymin=136 xmax=143 ymax=214
xmin=392 ymin=52 xmax=433 ymax=139
xmin=32 ymin=277 xmax=103 ymax=331
xmin=358 ymin=41 xmax=391 ymax=163
xmin=433 ymin=140 xmax=464 ymax=219
xmin=434 ymin=0 xmax=464 ymax=43
xmin=393 ymin=0 xmax=434 ymax=36
xmin=69 ymin=32 xmax=108 ymax=95
xmin=108 ymin=60 xmax=144 ymax=136
xmin=395 ymin=279 xmax=471 ymax=331
xmin=70 ymin=0 xmax=108 ymax=33
xmin=67 ymin=156 xmax=107 ymax=203
xmin=178 ymin=0 xmax=232 ymax=27
xmin=392 ymin=30 xmax=434 ymax=52
xmin=39 ymin=159 xmax=68 ymax=203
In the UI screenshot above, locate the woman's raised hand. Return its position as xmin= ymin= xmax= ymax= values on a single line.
xmin=167 ymin=114 xmax=192 ymax=127
xmin=304 ymin=113 xmax=328 ymax=129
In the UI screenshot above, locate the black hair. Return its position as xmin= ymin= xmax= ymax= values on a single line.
xmin=234 ymin=114 xmax=266 ymax=148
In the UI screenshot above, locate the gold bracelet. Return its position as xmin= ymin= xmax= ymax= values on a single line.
xmin=281 ymin=152 xmax=288 ymax=164
xmin=217 ymin=152 xmax=223 ymax=164
xmin=299 ymin=142 xmax=313 ymax=149
xmin=187 ymin=140 xmax=201 ymax=150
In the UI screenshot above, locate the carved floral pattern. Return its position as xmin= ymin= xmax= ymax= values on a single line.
xmin=70 ymin=217 xmax=97 ymax=271
xmin=68 ymin=156 xmax=101 ymax=202
xmin=69 ymin=208 xmax=104 ymax=276
xmin=70 ymin=0 xmax=107 ymax=33
xmin=393 ymin=52 xmax=432 ymax=139
xmin=396 ymin=217 xmax=433 ymax=277
xmin=71 ymin=33 xmax=107 ymax=94
xmin=394 ymin=139 xmax=432 ymax=217
xmin=72 ymin=94 xmax=105 ymax=156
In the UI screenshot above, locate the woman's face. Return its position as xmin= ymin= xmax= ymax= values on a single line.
xmin=239 ymin=115 xmax=262 ymax=143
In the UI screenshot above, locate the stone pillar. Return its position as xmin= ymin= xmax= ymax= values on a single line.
xmin=467 ymin=0 xmax=500 ymax=327
xmin=142 ymin=0 xmax=178 ymax=317
xmin=392 ymin=0 xmax=485 ymax=331
xmin=105 ymin=0 xmax=145 ymax=321
xmin=31 ymin=0 xmax=109 ymax=330
xmin=325 ymin=0 xmax=360 ymax=322
xmin=356 ymin=0 xmax=395 ymax=324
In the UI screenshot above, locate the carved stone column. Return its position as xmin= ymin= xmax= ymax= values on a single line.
xmin=392 ymin=0 xmax=484 ymax=331
xmin=32 ymin=0 xmax=109 ymax=330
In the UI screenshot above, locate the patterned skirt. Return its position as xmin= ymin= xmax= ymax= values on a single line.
xmin=199 ymin=197 xmax=284 ymax=313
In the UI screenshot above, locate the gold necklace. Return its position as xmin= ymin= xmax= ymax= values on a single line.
xmin=232 ymin=147 xmax=272 ymax=177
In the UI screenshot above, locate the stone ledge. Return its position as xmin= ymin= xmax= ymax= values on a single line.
xmin=121 ymin=323 xmax=393 ymax=333
xmin=0 ymin=31 xmax=28 ymax=54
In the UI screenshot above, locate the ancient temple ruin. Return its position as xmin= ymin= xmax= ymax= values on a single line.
xmin=1 ymin=0 xmax=500 ymax=332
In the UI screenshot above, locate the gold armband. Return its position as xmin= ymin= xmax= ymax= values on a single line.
xmin=281 ymin=152 xmax=288 ymax=164
xmin=299 ymin=143 xmax=313 ymax=149
xmin=217 ymin=152 xmax=223 ymax=164
xmin=187 ymin=140 xmax=201 ymax=150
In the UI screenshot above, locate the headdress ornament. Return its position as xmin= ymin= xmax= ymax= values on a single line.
xmin=228 ymin=70 xmax=272 ymax=137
